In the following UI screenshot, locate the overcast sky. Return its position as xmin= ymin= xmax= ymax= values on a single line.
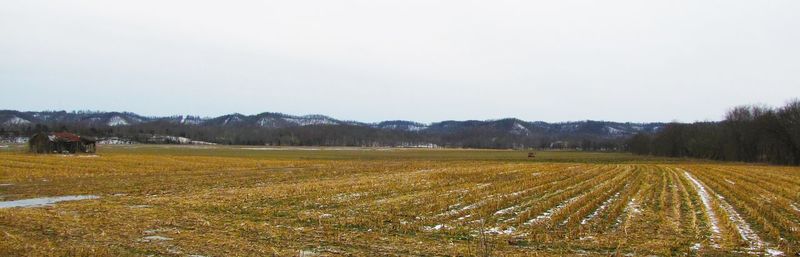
xmin=1 ymin=1 xmax=798 ymax=123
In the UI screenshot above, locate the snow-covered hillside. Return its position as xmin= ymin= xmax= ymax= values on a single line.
xmin=0 ymin=110 xmax=664 ymax=139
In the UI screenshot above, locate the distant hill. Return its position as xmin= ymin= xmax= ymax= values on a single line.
xmin=0 ymin=110 xmax=664 ymax=149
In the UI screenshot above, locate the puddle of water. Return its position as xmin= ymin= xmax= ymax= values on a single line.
xmin=0 ymin=195 xmax=99 ymax=208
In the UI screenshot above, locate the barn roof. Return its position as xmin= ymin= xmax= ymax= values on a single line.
xmin=50 ymin=132 xmax=83 ymax=142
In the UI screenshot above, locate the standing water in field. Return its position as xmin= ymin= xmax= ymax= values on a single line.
xmin=0 ymin=195 xmax=100 ymax=208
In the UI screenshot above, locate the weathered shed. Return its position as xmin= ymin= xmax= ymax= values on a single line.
xmin=29 ymin=132 xmax=96 ymax=154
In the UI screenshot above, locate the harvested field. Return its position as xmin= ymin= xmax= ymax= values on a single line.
xmin=0 ymin=146 xmax=798 ymax=256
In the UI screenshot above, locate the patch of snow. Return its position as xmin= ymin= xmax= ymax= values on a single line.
xmin=146 ymin=135 xmax=214 ymax=145
xmin=0 ymin=184 xmax=12 ymax=187
xmin=441 ymin=193 xmax=501 ymax=219
xmin=257 ymin=117 xmax=276 ymax=127
xmin=379 ymin=124 xmax=399 ymax=129
xmin=3 ymin=116 xmax=31 ymax=125
xmin=175 ymin=136 xmax=191 ymax=144
xmin=396 ymin=142 xmax=439 ymax=148
xmin=299 ymin=249 xmax=318 ymax=256
xmin=690 ymin=243 xmax=702 ymax=251
xmin=0 ymin=195 xmax=100 ymax=208
xmin=283 ymin=115 xmax=339 ymax=126
xmin=439 ymin=202 xmax=479 ymax=217
xmin=128 ymin=116 xmax=144 ymax=123
xmin=406 ymin=124 xmax=428 ymax=131
xmin=605 ymin=126 xmax=624 ymax=134
xmin=524 ymin=196 xmax=579 ymax=225
xmin=625 ymin=198 xmax=642 ymax=214
xmin=484 ymin=226 xmax=516 ymax=235
xmin=791 ymin=203 xmax=800 ymax=213
xmin=476 ymin=183 xmax=492 ymax=189
xmin=97 ymin=137 xmax=135 ymax=144
xmin=222 ymin=115 xmax=243 ymax=125
xmin=144 ymin=228 xmax=178 ymax=235
xmin=423 ymin=224 xmax=450 ymax=231
xmin=725 ymin=179 xmax=736 ymax=185
xmin=714 ymin=191 xmax=766 ymax=250
xmin=140 ymin=235 xmax=172 ymax=242
xmin=766 ymin=249 xmax=784 ymax=256
xmin=685 ymin=171 xmax=775 ymax=253
xmin=683 ymin=171 xmax=771 ymax=252
xmin=180 ymin=115 xmax=204 ymax=125
xmin=378 ymin=121 xmax=430 ymax=131
xmin=107 ymin=116 xmax=128 ymax=126
xmin=510 ymin=122 xmax=530 ymax=135
xmin=495 ymin=205 xmax=519 ymax=215
xmin=0 ymin=137 xmax=29 ymax=144
xmin=493 ymin=189 xmax=535 ymax=215
xmin=683 ymin=171 xmax=721 ymax=247
xmin=498 ymin=175 xmax=607 ymax=224
xmin=581 ymin=192 xmax=620 ymax=225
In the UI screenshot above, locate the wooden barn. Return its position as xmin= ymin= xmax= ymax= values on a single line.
xmin=29 ymin=132 xmax=97 ymax=154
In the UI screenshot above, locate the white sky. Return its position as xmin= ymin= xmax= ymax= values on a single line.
xmin=1 ymin=0 xmax=798 ymax=123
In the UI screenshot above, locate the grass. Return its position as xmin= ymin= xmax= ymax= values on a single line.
xmin=0 ymin=145 xmax=797 ymax=256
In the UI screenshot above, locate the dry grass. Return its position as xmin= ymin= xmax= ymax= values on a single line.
xmin=0 ymin=146 xmax=798 ymax=256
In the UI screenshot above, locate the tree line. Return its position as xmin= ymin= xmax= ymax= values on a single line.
xmin=2 ymin=120 xmax=626 ymax=150
xmin=627 ymin=100 xmax=800 ymax=165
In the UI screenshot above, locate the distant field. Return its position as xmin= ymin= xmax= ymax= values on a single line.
xmin=1 ymin=145 xmax=798 ymax=256
xmin=1 ymin=144 xmax=699 ymax=162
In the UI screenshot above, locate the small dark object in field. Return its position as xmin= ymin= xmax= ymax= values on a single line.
xmin=29 ymin=132 xmax=96 ymax=154
xmin=527 ymin=152 xmax=536 ymax=158
xmin=507 ymin=237 xmax=525 ymax=245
